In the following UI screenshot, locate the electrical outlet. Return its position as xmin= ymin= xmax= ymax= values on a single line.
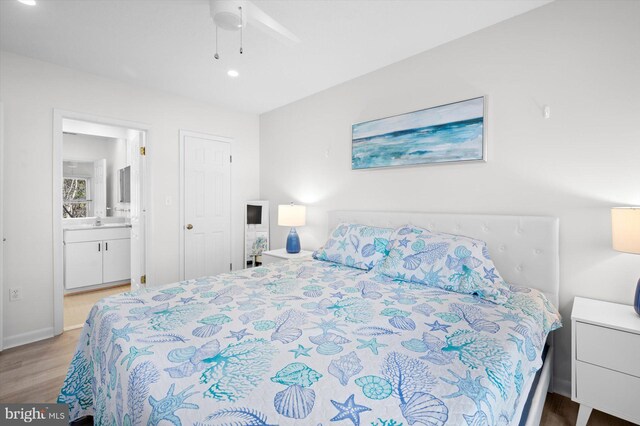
xmin=9 ymin=287 xmax=22 ymax=301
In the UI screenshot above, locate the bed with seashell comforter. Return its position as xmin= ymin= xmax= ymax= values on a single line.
xmin=58 ymin=255 xmax=560 ymax=426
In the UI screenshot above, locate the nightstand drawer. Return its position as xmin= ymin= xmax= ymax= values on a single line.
xmin=576 ymin=361 xmax=640 ymax=423
xmin=576 ymin=322 xmax=640 ymax=377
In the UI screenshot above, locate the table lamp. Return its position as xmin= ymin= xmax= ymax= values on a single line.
xmin=278 ymin=203 xmax=306 ymax=253
xmin=611 ymin=207 xmax=640 ymax=316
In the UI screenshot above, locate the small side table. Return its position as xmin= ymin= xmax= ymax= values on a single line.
xmin=571 ymin=296 xmax=640 ymax=425
xmin=261 ymin=248 xmax=313 ymax=265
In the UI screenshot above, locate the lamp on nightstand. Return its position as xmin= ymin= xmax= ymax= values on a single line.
xmin=611 ymin=207 xmax=640 ymax=315
xmin=278 ymin=203 xmax=306 ymax=254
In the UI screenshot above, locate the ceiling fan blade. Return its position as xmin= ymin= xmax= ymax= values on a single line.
xmin=244 ymin=1 xmax=300 ymax=45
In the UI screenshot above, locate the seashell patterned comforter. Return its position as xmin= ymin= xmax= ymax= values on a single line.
xmin=58 ymin=258 xmax=561 ymax=426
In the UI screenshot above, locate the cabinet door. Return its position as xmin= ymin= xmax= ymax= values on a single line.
xmin=103 ymin=238 xmax=131 ymax=283
xmin=65 ymin=241 xmax=103 ymax=289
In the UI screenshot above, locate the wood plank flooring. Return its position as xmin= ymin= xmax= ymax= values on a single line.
xmin=64 ymin=284 xmax=130 ymax=330
xmin=541 ymin=393 xmax=634 ymax=426
xmin=0 ymin=329 xmax=635 ymax=425
xmin=0 ymin=329 xmax=81 ymax=403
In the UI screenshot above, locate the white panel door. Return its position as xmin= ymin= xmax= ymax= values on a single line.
xmin=103 ymin=238 xmax=131 ymax=283
xmin=93 ymin=159 xmax=107 ymax=217
xmin=64 ymin=241 xmax=103 ymax=289
xmin=183 ymin=135 xmax=230 ymax=280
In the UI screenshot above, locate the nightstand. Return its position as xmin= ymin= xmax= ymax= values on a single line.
xmin=571 ymin=297 xmax=640 ymax=425
xmin=261 ymin=248 xmax=313 ymax=265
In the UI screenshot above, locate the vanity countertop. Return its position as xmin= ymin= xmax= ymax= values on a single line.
xmin=63 ymin=223 xmax=132 ymax=231
xmin=63 ymin=224 xmax=131 ymax=243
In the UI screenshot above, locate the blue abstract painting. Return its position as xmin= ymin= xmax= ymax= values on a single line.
xmin=352 ymin=97 xmax=485 ymax=169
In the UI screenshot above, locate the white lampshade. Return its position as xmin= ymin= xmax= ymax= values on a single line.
xmin=278 ymin=204 xmax=306 ymax=227
xmin=612 ymin=207 xmax=640 ymax=254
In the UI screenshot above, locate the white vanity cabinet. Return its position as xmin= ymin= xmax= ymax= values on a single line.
xmin=64 ymin=226 xmax=131 ymax=290
xmin=102 ymin=238 xmax=131 ymax=283
xmin=65 ymin=241 xmax=103 ymax=288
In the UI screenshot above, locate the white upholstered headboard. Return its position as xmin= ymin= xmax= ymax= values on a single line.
xmin=328 ymin=211 xmax=560 ymax=307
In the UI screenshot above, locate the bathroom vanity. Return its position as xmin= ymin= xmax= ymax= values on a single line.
xmin=64 ymin=224 xmax=131 ymax=290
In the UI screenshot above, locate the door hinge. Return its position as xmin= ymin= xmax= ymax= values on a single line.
xmin=140 ymin=146 xmax=146 ymax=156
xmin=140 ymin=275 xmax=146 ymax=284
xmin=230 ymin=155 xmax=232 ymax=163
xmin=229 ymin=263 xmax=233 ymax=271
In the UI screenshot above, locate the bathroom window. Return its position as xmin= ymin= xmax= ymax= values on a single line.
xmin=63 ymin=177 xmax=91 ymax=218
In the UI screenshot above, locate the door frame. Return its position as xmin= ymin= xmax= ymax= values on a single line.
xmin=178 ymin=130 xmax=232 ymax=281
xmin=53 ymin=109 xmax=151 ymax=336
xmin=0 ymin=101 xmax=4 ymax=351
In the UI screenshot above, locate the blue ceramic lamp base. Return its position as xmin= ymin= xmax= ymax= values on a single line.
xmin=286 ymin=228 xmax=301 ymax=254
xmin=635 ymin=277 xmax=640 ymax=316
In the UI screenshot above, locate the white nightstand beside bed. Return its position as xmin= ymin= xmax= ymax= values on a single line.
xmin=261 ymin=248 xmax=313 ymax=265
xmin=571 ymin=297 xmax=640 ymax=425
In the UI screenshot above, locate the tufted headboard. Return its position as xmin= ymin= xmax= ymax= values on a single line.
xmin=328 ymin=211 xmax=560 ymax=306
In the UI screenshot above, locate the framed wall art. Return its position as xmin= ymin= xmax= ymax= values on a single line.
xmin=352 ymin=96 xmax=486 ymax=170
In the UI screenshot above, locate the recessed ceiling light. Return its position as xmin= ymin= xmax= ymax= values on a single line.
xmin=227 ymin=69 xmax=239 ymax=78
xmin=17 ymin=0 xmax=37 ymax=5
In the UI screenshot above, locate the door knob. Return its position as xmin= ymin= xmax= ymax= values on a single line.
xmin=186 ymin=224 xmax=193 ymax=230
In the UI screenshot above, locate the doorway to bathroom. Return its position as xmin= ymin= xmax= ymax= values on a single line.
xmin=52 ymin=110 xmax=150 ymax=334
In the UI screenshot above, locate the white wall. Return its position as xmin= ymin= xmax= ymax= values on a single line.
xmin=260 ymin=0 xmax=640 ymax=395
xmin=63 ymin=133 xmax=116 ymax=164
xmin=1 ymin=51 xmax=260 ymax=347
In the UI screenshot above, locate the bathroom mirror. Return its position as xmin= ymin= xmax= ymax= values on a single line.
xmin=119 ymin=166 xmax=131 ymax=203
xmin=63 ymin=133 xmax=131 ymax=219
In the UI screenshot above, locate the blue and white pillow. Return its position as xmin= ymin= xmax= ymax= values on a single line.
xmin=374 ymin=225 xmax=508 ymax=303
xmin=313 ymin=223 xmax=394 ymax=270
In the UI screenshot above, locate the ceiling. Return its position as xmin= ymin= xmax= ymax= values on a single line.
xmin=0 ymin=0 xmax=551 ymax=114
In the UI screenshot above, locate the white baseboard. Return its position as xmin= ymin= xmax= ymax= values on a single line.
xmin=2 ymin=327 xmax=54 ymax=350
xmin=552 ymin=377 xmax=571 ymax=398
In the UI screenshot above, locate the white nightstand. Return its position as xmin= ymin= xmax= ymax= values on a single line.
xmin=571 ymin=297 xmax=640 ymax=425
xmin=261 ymin=248 xmax=313 ymax=265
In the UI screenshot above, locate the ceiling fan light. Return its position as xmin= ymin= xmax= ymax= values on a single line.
xmin=214 ymin=11 xmax=241 ymax=31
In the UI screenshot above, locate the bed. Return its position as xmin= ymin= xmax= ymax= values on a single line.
xmin=59 ymin=211 xmax=561 ymax=426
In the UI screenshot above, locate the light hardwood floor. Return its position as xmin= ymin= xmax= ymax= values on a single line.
xmin=0 ymin=329 xmax=634 ymax=425
xmin=64 ymin=284 xmax=130 ymax=330
xmin=0 ymin=329 xmax=81 ymax=403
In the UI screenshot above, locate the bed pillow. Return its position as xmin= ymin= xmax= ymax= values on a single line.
xmin=313 ymin=223 xmax=394 ymax=270
xmin=374 ymin=225 xmax=508 ymax=303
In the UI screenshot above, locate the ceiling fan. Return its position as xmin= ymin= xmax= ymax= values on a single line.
xmin=209 ymin=0 xmax=300 ymax=59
